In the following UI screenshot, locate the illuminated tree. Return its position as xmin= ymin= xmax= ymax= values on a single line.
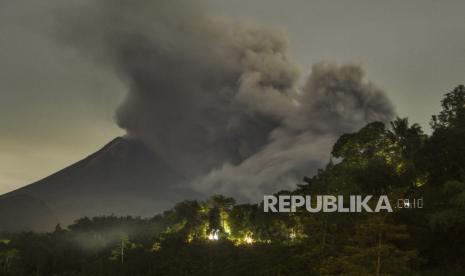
xmin=207 ymin=195 xmax=235 ymax=235
xmin=111 ymin=235 xmax=131 ymax=264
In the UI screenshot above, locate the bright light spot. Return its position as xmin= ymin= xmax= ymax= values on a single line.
xmin=244 ymin=233 xmax=254 ymax=244
xmin=208 ymin=229 xmax=220 ymax=241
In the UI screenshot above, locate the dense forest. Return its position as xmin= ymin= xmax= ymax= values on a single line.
xmin=1 ymin=85 xmax=465 ymax=275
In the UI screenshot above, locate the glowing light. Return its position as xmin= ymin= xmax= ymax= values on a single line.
xmin=208 ymin=229 xmax=220 ymax=241
xmin=244 ymin=233 xmax=254 ymax=244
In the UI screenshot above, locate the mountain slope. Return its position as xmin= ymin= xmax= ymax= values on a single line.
xmin=0 ymin=137 xmax=201 ymax=231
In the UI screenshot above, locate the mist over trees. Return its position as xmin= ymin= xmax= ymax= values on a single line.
xmin=1 ymin=85 xmax=465 ymax=275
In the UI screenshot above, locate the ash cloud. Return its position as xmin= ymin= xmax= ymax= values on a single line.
xmin=56 ymin=0 xmax=395 ymax=201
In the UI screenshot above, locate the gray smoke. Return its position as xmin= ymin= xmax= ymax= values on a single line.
xmin=56 ymin=0 xmax=395 ymax=201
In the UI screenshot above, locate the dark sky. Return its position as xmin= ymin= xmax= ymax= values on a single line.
xmin=1 ymin=0 xmax=464 ymax=194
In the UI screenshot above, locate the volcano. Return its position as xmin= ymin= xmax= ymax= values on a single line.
xmin=0 ymin=137 xmax=202 ymax=232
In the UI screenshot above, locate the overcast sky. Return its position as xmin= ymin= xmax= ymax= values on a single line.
xmin=1 ymin=0 xmax=465 ymax=194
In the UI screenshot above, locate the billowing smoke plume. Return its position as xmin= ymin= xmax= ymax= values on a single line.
xmin=56 ymin=0 xmax=394 ymax=201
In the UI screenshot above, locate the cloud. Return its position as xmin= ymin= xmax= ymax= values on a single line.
xmin=195 ymin=63 xmax=395 ymax=199
xmin=56 ymin=0 xmax=394 ymax=201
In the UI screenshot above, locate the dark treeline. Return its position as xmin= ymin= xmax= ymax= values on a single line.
xmin=1 ymin=85 xmax=465 ymax=275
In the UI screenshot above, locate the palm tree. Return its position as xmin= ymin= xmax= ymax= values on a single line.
xmin=387 ymin=117 xmax=424 ymax=158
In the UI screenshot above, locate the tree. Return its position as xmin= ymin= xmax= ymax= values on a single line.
xmin=0 ymin=240 xmax=18 ymax=274
xmin=431 ymin=84 xmax=465 ymax=130
xmin=427 ymin=180 xmax=465 ymax=266
xmin=207 ymin=195 xmax=236 ymax=236
xmin=387 ymin=117 xmax=425 ymax=159
xmin=111 ymin=235 xmax=131 ymax=264
xmin=419 ymin=85 xmax=465 ymax=185
xmin=321 ymin=215 xmax=417 ymax=275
